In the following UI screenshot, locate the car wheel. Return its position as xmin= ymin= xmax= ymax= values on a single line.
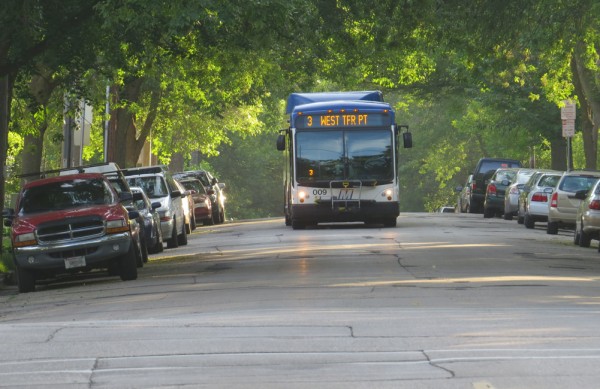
xmin=503 ymin=212 xmax=513 ymax=221
xmin=167 ymin=220 xmax=179 ymax=249
xmin=547 ymin=221 xmax=559 ymax=235
xmin=119 ymin=242 xmax=138 ymax=281
xmin=178 ymin=221 xmax=188 ymax=245
xmin=524 ymin=214 xmax=535 ymax=229
xmin=579 ymin=226 xmax=592 ymax=248
xmin=191 ymin=215 xmax=197 ymax=231
xmin=16 ymin=266 xmax=36 ymax=293
xmin=135 ymin=238 xmax=144 ymax=268
xmin=483 ymin=207 xmax=494 ymax=218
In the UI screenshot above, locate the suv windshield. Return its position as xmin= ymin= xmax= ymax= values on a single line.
xmin=19 ymin=179 xmax=113 ymax=215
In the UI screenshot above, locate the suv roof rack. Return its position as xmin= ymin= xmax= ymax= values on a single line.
xmin=16 ymin=162 xmax=122 ymax=179
xmin=122 ymin=165 xmax=169 ymax=176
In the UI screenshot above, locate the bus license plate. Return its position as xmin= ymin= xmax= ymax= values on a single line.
xmin=64 ymin=256 xmax=86 ymax=269
xmin=338 ymin=189 xmax=354 ymax=200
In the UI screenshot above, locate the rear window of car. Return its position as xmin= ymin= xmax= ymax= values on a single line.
xmin=19 ymin=178 xmax=114 ymax=215
xmin=127 ymin=176 xmax=169 ymax=198
xmin=538 ymin=175 xmax=560 ymax=188
xmin=493 ymin=170 xmax=516 ymax=182
xmin=479 ymin=161 xmax=520 ymax=174
xmin=558 ymin=175 xmax=600 ymax=193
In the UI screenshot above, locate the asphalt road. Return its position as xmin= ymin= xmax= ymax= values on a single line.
xmin=0 ymin=213 xmax=599 ymax=388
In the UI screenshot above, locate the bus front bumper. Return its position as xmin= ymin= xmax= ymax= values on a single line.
xmin=291 ymin=201 xmax=399 ymax=224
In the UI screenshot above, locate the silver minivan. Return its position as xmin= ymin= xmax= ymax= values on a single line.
xmin=124 ymin=166 xmax=187 ymax=248
xmin=547 ymin=170 xmax=600 ymax=234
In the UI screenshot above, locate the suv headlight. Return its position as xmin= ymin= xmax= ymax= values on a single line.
xmin=14 ymin=232 xmax=36 ymax=247
xmin=106 ymin=219 xmax=130 ymax=234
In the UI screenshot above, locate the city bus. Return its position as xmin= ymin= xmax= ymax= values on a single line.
xmin=276 ymin=91 xmax=412 ymax=229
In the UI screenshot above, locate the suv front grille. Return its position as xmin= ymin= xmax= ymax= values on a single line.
xmin=37 ymin=217 xmax=105 ymax=244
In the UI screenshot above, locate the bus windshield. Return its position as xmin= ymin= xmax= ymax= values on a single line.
xmin=296 ymin=129 xmax=393 ymax=183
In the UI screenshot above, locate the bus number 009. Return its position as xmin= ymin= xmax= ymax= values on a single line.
xmin=313 ymin=189 xmax=327 ymax=196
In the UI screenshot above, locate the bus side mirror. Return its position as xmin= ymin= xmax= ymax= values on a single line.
xmin=276 ymin=134 xmax=286 ymax=151
xmin=403 ymin=132 xmax=412 ymax=149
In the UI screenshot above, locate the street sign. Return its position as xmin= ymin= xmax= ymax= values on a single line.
xmin=561 ymin=100 xmax=576 ymax=120
xmin=562 ymin=119 xmax=575 ymax=137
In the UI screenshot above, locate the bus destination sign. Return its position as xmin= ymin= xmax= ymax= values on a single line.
xmin=295 ymin=113 xmax=390 ymax=129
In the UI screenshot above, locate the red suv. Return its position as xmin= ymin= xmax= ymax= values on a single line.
xmin=4 ymin=173 xmax=140 ymax=293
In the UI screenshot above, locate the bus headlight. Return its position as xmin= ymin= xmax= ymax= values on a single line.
xmin=298 ymin=191 xmax=307 ymax=203
xmin=383 ymin=189 xmax=393 ymax=201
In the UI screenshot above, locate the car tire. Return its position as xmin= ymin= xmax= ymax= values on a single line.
xmin=291 ymin=219 xmax=305 ymax=230
xmin=483 ymin=207 xmax=494 ymax=218
xmin=119 ymin=242 xmax=138 ymax=281
xmin=16 ymin=266 xmax=36 ymax=293
xmin=167 ymin=220 xmax=179 ymax=249
xmin=135 ymin=239 xmax=144 ymax=268
xmin=517 ymin=215 xmax=524 ymax=224
xmin=579 ymin=227 xmax=592 ymax=248
xmin=178 ymin=221 xmax=188 ymax=245
xmin=574 ymin=226 xmax=581 ymax=245
xmin=503 ymin=212 xmax=513 ymax=221
xmin=547 ymin=221 xmax=559 ymax=235
xmin=191 ymin=215 xmax=197 ymax=231
xmin=524 ymin=214 xmax=535 ymax=229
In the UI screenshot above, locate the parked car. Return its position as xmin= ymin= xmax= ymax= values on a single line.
xmin=177 ymin=177 xmax=214 ymax=225
xmin=173 ymin=170 xmax=226 ymax=224
xmin=3 ymin=172 xmax=140 ymax=293
xmin=574 ymin=179 xmax=600 ymax=248
xmin=124 ymin=166 xmax=188 ymax=248
xmin=547 ymin=170 xmax=600 ymax=234
xmin=518 ymin=171 xmax=562 ymax=229
xmin=174 ymin=179 xmax=196 ymax=232
xmin=130 ymin=186 xmax=164 ymax=254
xmin=470 ymin=157 xmax=522 ymax=213
xmin=60 ymin=162 xmax=147 ymax=267
xmin=502 ymin=168 xmax=537 ymax=220
xmin=455 ymin=175 xmax=472 ymax=213
xmin=437 ymin=206 xmax=455 ymax=213
xmin=483 ymin=168 xmax=518 ymax=218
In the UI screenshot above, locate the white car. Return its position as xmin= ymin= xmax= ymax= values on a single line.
xmin=519 ymin=171 xmax=562 ymax=229
xmin=124 ymin=166 xmax=188 ymax=248
xmin=503 ymin=168 xmax=536 ymax=220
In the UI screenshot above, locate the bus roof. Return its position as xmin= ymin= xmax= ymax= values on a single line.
xmin=286 ymin=91 xmax=384 ymax=114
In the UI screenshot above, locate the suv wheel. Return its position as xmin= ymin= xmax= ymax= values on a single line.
xmin=483 ymin=207 xmax=494 ymax=218
xmin=16 ymin=266 xmax=36 ymax=293
xmin=579 ymin=225 xmax=592 ymax=248
xmin=524 ymin=214 xmax=535 ymax=229
xmin=119 ymin=242 xmax=138 ymax=281
xmin=547 ymin=221 xmax=559 ymax=235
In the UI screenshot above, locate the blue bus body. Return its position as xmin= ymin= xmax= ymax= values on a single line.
xmin=277 ymin=91 xmax=411 ymax=229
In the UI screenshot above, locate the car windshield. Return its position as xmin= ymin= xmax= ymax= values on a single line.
xmin=181 ymin=180 xmax=204 ymax=194
xmin=559 ymin=175 xmax=600 ymax=193
xmin=19 ymin=178 xmax=113 ymax=215
xmin=126 ymin=176 xmax=169 ymax=198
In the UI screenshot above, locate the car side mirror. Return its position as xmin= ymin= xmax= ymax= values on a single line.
xmin=171 ymin=190 xmax=182 ymax=198
xmin=127 ymin=210 xmax=140 ymax=220
xmin=218 ymin=183 xmax=225 ymax=190
xmin=402 ymin=132 xmax=413 ymax=149
xmin=455 ymin=186 xmax=463 ymax=193
xmin=151 ymin=202 xmax=161 ymax=210
xmin=574 ymin=189 xmax=589 ymax=200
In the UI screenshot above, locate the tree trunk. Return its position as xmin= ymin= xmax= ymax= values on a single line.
xmin=107 ymin=77 xmax=161 ymax=168
xmin=572 ymin=42 xmax=600 ymax=170
xmin=21 ymin=72 xmax=57 ymax=179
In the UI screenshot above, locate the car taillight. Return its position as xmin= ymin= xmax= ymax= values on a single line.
xmin=589 ymin=200 xmax=600 ymax=210
xmin=509 ymin=186 xmax=520 ymax=195
xmin=487 ymin=184 xmax=497 ymax=196
xmin=531 ymin=192 xmax=548 ymax=202
xmin=550 ymin=192 xmax=558 ymax=208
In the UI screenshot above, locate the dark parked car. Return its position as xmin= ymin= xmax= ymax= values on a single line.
xmin=174 ymin=170 xmax=226 ymax=224
xmin=130 ymin=186 xmax=164 ymax=254
xmin=470 ymin=157 xmax=522 ymax=213
xmin=483 ymin=168 xmax=518 ymax=218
